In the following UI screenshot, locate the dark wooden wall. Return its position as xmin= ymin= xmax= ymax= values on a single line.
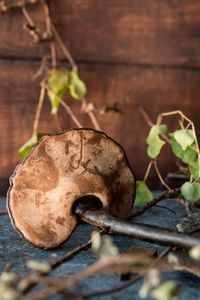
xmin=1 ymin=0 xmax=200 ymax=194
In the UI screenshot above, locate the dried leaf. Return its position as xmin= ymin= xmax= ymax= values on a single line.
xmin=26 ymin=260 xmax=51 ymax=273
xmin=91 ymin=231 xmax=119 ymax=260
xmin=150 ymin=281 xmax=181 ymax=300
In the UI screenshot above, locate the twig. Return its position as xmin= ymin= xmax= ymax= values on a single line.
xmin=143 ymin=161 xmax=154 ymax=182
xmin=82 ymin=99 xmax=101 ymax=131
xmin=0 ymin=210 xmax=7 ymax=216
xmin=53 ymin=113 xmax=62 ymax=131
xmin=21 ymin=6 xmax=41 ymax=43
xmin=60 ymin=100 xmax=83 ymax=128
xmin=32 ymin=84 xmax=46 ymax=135
xmin=0 ymin=0 xmax=38 ymax=12
xmin=50 ymin=42 xmax=57 ymax=67
xmin=83 ymin=245 xmax=173 ymax=299
xmin=139 ymin=107 xmax=154 ymax=127
xmin=129 ymin=189 xmax=180 ymax=218
xmin=51 ymin=24 xmax=78 ymax=71
xmin=153 ymin=161 xmax=171 ymax=191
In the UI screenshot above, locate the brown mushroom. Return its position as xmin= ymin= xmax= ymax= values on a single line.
xmin=7 ymin=129 xmax=135 ymax=248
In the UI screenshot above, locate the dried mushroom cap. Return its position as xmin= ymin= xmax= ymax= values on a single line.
xmin=7 ymin=129 xmax=135 ymax=248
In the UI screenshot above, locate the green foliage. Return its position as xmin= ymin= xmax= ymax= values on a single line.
xmin=47 ymin=69 xmax=87 ymax=114
xmin=19 ymin=133 xmax=45 ymax=160
xmin=170 ymin=138 xmax=197 ymax=164
xmin=68 ymin=70 xmax=87 ymax=100
xmin=189 ymin=159 xmax=200 ymax=179
xmin=91 ymin=231 xmax=119 ymax=260
xmin=135 ymin=181 xmax=153 ymax=205
xmin=48 ymin=68 xmax=68 ymax=114
xmin=0 ymin=273 xmax=20 ymax=300
xmin=173 ymin=129 xmax=194 ymax=151
xmin=181 ymin=182 xmax=200 ymax=203
xmin=146 ymin=124 xmax=167 ymax=159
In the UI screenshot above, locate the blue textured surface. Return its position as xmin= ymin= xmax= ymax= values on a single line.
xmin=1 ymin=196 xmax=200 ymax=299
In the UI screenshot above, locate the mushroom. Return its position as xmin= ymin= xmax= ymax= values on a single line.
xmin=7 ymin=129 xmax=200 ymax=249
xmin=7 ymin=129 xmax=135 ymax=248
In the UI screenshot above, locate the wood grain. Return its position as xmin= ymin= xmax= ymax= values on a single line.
xmin=1 ymin=59 xmax=200 ymax=193
xmin=0 ymin=0 xmax=200 ymax=67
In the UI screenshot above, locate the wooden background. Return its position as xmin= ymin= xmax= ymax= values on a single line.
xmin=1 ymin=0 xmax=200 ymax=195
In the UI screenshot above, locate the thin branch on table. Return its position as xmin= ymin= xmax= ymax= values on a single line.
xmin=129 ymin=188 xmax=180 ymax=218
xmin=0 ymin=210 xmax=7 ymax=216
xmin=83 ymin=245 xmax=173 ymax=299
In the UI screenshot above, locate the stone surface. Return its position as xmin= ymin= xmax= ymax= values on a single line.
xmin=1 ymin=196 xmax=200 ymax=299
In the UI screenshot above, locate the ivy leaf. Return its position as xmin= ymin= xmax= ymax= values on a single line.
xmin=189 ymin=159 xmax=200 ymax=179
xmin=68 ymin=70 xmax=87 ymax=100
xmin=170 ymin=138 xmax=197 ymax=164
xmin=135 ymin=181 xmax=153 ymax=205
xmin=150 ymin=281 xmax=181 ymax=300
xmin=19 ymin=133 xmax=44 ymax=160
xmin=146 ymin=124 xmax=167 ymax=159
xmin=181 ymin=182 xmax=200 ymax=203
xmin=173 ymin=129 xmax=194 ymax=151
xmin=91 ymin=231 xmax=119 ymax=260
xmin=48 ymin=68 xmax=68 ymax=114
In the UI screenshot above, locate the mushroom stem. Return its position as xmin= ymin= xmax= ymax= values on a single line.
xmin=74 ymin=198 xmax=200 ymax=249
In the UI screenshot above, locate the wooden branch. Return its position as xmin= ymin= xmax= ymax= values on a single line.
xmin=0 ymin=0 xmax=39 ymax=12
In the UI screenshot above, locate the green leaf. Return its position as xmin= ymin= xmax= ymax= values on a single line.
xmin=19 ymin=133 xmax=45 ymax=160
xmin=150 ymin=281 xmax=181 ymax=300
xmin=135 ymin=181 xmax=153 ymax=205
xmin=91 ymin=231 xmax=119 ymax=260
xmin=26 ymin=260 xmax=51 ymax=273
xmin=146 ymin=124 xmax=167 ymax=159
xmin=181 ymin=182 xmax=200 ymax=203
xmin=173 ymin=129 xmax=194 ymax=151
xmin=48 ymin=68 xmax=68 ymax=114
xmin=189 ymin=159 xmax=200 ymax=179
xmin=68 ymin=70 xmax=87 ymax=100
xmin=170 ymin=138 xmax=197 ymax=164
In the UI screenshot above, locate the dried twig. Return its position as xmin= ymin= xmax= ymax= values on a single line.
xmin=32 ymin=84 xmax=46 ymax=135
xmin=129 ymin=188 xmax=180 ymax=218
xmin=0 ymin=0 xmax=38 ymax=12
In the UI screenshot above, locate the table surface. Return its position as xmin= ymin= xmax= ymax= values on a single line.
xmin=1 ymin=196 xmax=200 ymax=300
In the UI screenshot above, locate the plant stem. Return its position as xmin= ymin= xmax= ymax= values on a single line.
xmin=32 ymin=85 xmax=46 ymax=135
xmin=129 ymin=189 xmax=180 ymax=218
xmin=51 ymin=24 xmax=78 ymax=71
xmin=60 ymin=100 xmax=83 ymax=128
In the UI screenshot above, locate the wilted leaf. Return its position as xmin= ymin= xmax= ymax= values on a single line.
xmin=48 ymin=68 xmax=68 ymax=114
xmin=19 ymin=133 xmax=44 ymax=160
xmin=26 ymin=260 xmax=51 ymax=273
xmin=146 ymin=124 xmax=167 ymax=159
xmin=150 ymin=281 xmax=181 ymax=300
xmin=181 ymin=182 xmax=200 ymax=203
xmin=170 ymin=138 xmax=197 ymax=164
xmin=135 ymin=181 xmax=153 ymax=205
xmin=68 ymin=70 xmax=87 ymax=100
xmin=173 ymin=129 xmax=194 ymax=151
xmin=91 ymin=231 xmax=119 ymax=260
xmin=189 ymin=159 xmax=200 ymax=179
